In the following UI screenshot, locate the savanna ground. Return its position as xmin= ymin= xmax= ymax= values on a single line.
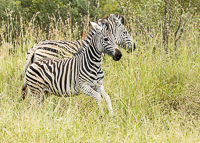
xmin=0 ymin=1 xmax=200 ymax=142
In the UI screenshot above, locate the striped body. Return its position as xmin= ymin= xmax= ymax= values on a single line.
xmin=26 ymin=46 xmax=102 ymax=97
xmin=34 ymin=40 xmax=82 ymax=59
xmin=22 ymin=22 xmax=122 ymax=116
xmin=20 ymin=14 xmax=133 ymax=80
xmin=24 ymin=40 xmax=82 ymax=67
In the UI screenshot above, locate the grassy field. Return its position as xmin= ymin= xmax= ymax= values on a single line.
xmin=0 ymin=15 xmax=200 ymax=142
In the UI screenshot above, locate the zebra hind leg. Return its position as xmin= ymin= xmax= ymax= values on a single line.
xmin=28 ymin=88 xmax=45 ymax=111
xmin=19 ymin=82 xmax=28 ymax=102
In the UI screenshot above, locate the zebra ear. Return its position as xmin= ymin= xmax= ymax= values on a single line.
xmin=103 ymin=20 xmax=109 ymax=30
xmin=118 ymin=16 xmax=125 ymax=25
xmin=90 ymin=21 xmax=102 ymax=32
xmin=110 ymin=14 xmax=125 ymax=25
xmin=110 ymin=14 xmax=115 ymax=18
xmin=97 ymin=19 xmax=102 ymax=25
xmin=110 ymin=14 xmax=118 ymax=23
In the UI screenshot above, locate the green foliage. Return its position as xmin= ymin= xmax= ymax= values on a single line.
xmin=97 ymin=0 xmax=118 ymax=17
xmin=0 ymin=0 xmax=99 ymax=25
xmin=0 ymin=0 xmax=102 ymax=43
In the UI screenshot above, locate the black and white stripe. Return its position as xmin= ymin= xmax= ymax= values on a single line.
xmin=22 ymin=22 xmax=122 ymax=116
xmin=20 ymin=14 xmax=133 ymax=80
xmin=98 ymin=14 xmax=133 ymax=51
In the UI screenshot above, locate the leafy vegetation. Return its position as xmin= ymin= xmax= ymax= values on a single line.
xmin=0 ymin=0 xmax=200 ymax=142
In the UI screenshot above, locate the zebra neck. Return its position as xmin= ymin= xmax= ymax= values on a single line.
xmin=76 ymin=44 xmax=101 ymax=72
xmin=76 ymin=28 xmax=102 ymax=68
xmin=75 ymin=28 xmax=96 ymax=55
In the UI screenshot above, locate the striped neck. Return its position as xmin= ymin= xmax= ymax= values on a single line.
xmin=75 ymin=28 xmax=102 ymax=68
xmin=75 ymin=28 xmax=101 ymax=56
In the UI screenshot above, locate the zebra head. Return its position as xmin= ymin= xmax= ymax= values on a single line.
xmin=90 ymin=21 xmax=122 ymax=61
xmin=98 ymin=14 xmax=133 ymax=52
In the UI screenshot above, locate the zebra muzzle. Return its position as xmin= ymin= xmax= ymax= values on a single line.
xmin=113 ymin=49 xmax=122 ymax=61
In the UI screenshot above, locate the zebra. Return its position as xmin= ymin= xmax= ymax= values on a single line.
xmin=98 ymin=14 xmax=133 ymax=51
xmin=20 ymin=14 xmax=133 ymax=80
xmin=22 ymin=21 xmax=122 ymax=116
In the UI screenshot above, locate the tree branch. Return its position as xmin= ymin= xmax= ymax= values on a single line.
xmin=174 ymin=0 xmax=191 ymax=49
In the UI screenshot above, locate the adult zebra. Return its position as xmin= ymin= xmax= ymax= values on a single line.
xmin=20 ymin=14 xmax=133 ymax=80
xmin=22 ymin=21 xmax=122 ymax=116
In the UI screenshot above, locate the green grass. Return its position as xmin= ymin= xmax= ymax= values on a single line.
xmin=0 ymin=18 xmax=200 ymax=142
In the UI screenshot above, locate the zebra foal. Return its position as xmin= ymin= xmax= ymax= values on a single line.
xmin=22 ymin=22 xmax=122 ymax=116
xmin=20 ymin=14 xmax=133 ymax=80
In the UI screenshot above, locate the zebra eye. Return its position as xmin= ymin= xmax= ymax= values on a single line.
xmin=104 ymin=38 xmax=109 ymax=41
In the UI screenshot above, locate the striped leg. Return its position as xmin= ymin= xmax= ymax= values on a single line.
xmin=82 ymin=85 xmax=104 ymax=115
xmin=96 ymin=85 xmax=113 ymax=116
xmin=29 ymin=87 xmax=45 ymax=109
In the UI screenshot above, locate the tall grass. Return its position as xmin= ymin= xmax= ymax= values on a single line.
xmin=0 ymin=10 xmax=200 ymax=142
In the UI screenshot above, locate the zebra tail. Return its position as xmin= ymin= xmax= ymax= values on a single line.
xmin=19 ymin=75 xmax=28 ymax=101
xmin=20 ymin=47 xmax=35 ymax=80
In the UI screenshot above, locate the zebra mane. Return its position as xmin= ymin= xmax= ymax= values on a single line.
xmin=75 ymin=27 xmax=98 ymax=56
xmin=75 ymin=20 xmax=110 ymax=56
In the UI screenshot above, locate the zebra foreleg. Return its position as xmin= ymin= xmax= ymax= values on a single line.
xmin=82 ymin=85 xmax=104 ymax=115
xmin=96 ymin=85 xmax=113 ymax=116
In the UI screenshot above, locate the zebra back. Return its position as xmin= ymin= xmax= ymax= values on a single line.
xmin=34 ymin=40 xmax=82 ymax=60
